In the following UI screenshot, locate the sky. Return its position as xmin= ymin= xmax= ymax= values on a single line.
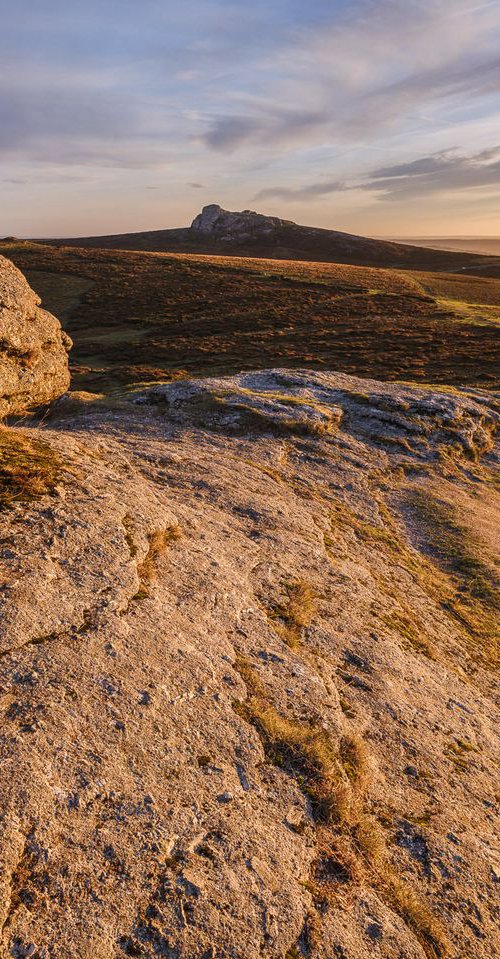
xmin=1 ymin=0 xmax=500 ymax=237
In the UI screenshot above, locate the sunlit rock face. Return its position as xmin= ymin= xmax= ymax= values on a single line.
xmin=0 ymin=368 xmax=498 ymax=958
xmin=0 ymin=255 xmax=72 ymax=417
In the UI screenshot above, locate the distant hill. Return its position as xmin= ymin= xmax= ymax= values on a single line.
xmin=390 ymin=236 xmax=500 ymax=258
xmin=39 ymin=204 xmax=500 ymax=274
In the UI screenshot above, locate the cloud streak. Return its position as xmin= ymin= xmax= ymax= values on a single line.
xmin=256 ymin=146 xmax=500 ymax=203
xmin=202 ymin=0 xmax=500 ymax=151
xmin=2 ymin=0 xmax=500 ymax=234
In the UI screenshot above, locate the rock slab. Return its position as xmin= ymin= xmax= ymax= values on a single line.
xmin=0 ymin=370 xmax=498 ymax=958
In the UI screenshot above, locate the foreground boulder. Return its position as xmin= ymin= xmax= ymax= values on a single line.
xmin=0 ymin=370 xmax=498 ymax=959
xmin=0 ymin=255 xmax=71 ymax=417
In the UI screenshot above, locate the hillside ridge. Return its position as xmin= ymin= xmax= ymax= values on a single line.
xmin=34 ymin=205 xmax=500 ymax=275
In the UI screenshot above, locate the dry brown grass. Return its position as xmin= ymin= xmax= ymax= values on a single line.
xmin=5 ymin=242 xmax=499 ymax=394
xmin=234 ymin=657 xmax=379 ymax=887
xmin=0 ymin=426 xmax=62 ymax=509
xmin=242 ymin=459 xmax=284 ymax=484
xmin=405 ymin=489 xmax=499 ymax=667
xmin=329 ymin=500 xmax=396 ymax=548
xmin=382 ymin=611 xmax=437 ymax=660
xmin=384 ymin=875 xmax=448 ymax=959
xmin=285 ymin=909 xmax=322 ymax=958
xmin=406 ymin=490 xmax=498 ymax=607
xmin=234 ymin=657 xmax=448 ymax=958
xmin=330 ymin=491 xmax=497 ymax=670
xmin=266 ymin=580 xmax=317 ymax=650
xmin=234 ymin=655 xmax=358 ymax=823
xmin=122 ymin=513 xmax=139 ymax=558
xmin=184 ymin=390 xmax=333 ymax=438
xmin=415 ymin=269 xmax=500 ymax=307
xmin=134 ymin=525 xmax=182 ymax=599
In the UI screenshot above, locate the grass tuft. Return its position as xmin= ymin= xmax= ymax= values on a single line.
xmin=234 ymin=656 xmax=361 ymax=825
xmin=0 ymin=426 xmax=62 ymax=509
xmin=406 ymin=490 xmax=498 ymax=607
xmin=385 ymin=875 xmax=448 ymax=959
xmin=234 ymin=656 xmax=448 ymax=958
xmin=406 ymin=489 xmax=499 ymax=665
xmin=382 ymin=611 xmax=437 ymax=660
xmin=242 ymin=459 xmax=284 ymax=484
xmin=266 ymin=579 xmax=316 ymax=650
xmin=134 ymin=525 xmax=182 ymax=599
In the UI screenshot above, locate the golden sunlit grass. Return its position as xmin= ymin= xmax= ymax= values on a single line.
xmin=408 ymin=492 xmax=498 ymax=604
xmin=134 ymin=525 xmax=182 ymax=599
xmin=385 ymin=876 xmax=448 ymax=959
xmin=266 ymin=579 xmax=317 ymax=650
xmin=234 ymin=656 xmax=448 ymax=958
xmin=415 ymin=269 xmax=500 ymax=307
xmin=382 ymin=610 xmax=437 ymax=660
xmin=233 ymin=656 xmax=367 ymax=827
xmin=405 ymin=489 xmax=499 ymax=666
xmin=182 ymin=389 xmax=334 ymax=437
xmin=242 ymin=459 xmax=284 ymax=484
xmin=330 ymin=498 xmax=395 ymax=544
xmin=435 ymin=298 xmax=500 ymax=328
xmin=0 ymin=426 xmax=62 ymax=509
xmin=326 ymin=490 xmax=498 ymax=668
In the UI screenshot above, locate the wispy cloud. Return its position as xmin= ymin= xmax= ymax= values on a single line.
xmin=2 ymin=0 xmax=500 ymax=234
xmin=256 ymin=180 xmax=348 ymax=201
xmin=203 ymin=0 xmax=500 ymax=151
xmin=366 ymin=146 xmax=500 ymax=201
xmin=202 ymin=109 xmax=328 ymax=151
xmin=256 ymin=146 xmax=500 ymax=202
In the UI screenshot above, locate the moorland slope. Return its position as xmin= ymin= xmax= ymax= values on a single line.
xmin=393 ymin=237 xmax=500 ymax=258
xmin=2 ymin=241 xmax=500 ymax=395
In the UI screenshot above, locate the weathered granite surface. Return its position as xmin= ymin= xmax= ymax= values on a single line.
xmin=0 ymin=370 xmax=498 ymax=958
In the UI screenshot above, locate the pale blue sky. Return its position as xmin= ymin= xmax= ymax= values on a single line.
xmin=1 ymin=0 xmax=500 ymax=236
